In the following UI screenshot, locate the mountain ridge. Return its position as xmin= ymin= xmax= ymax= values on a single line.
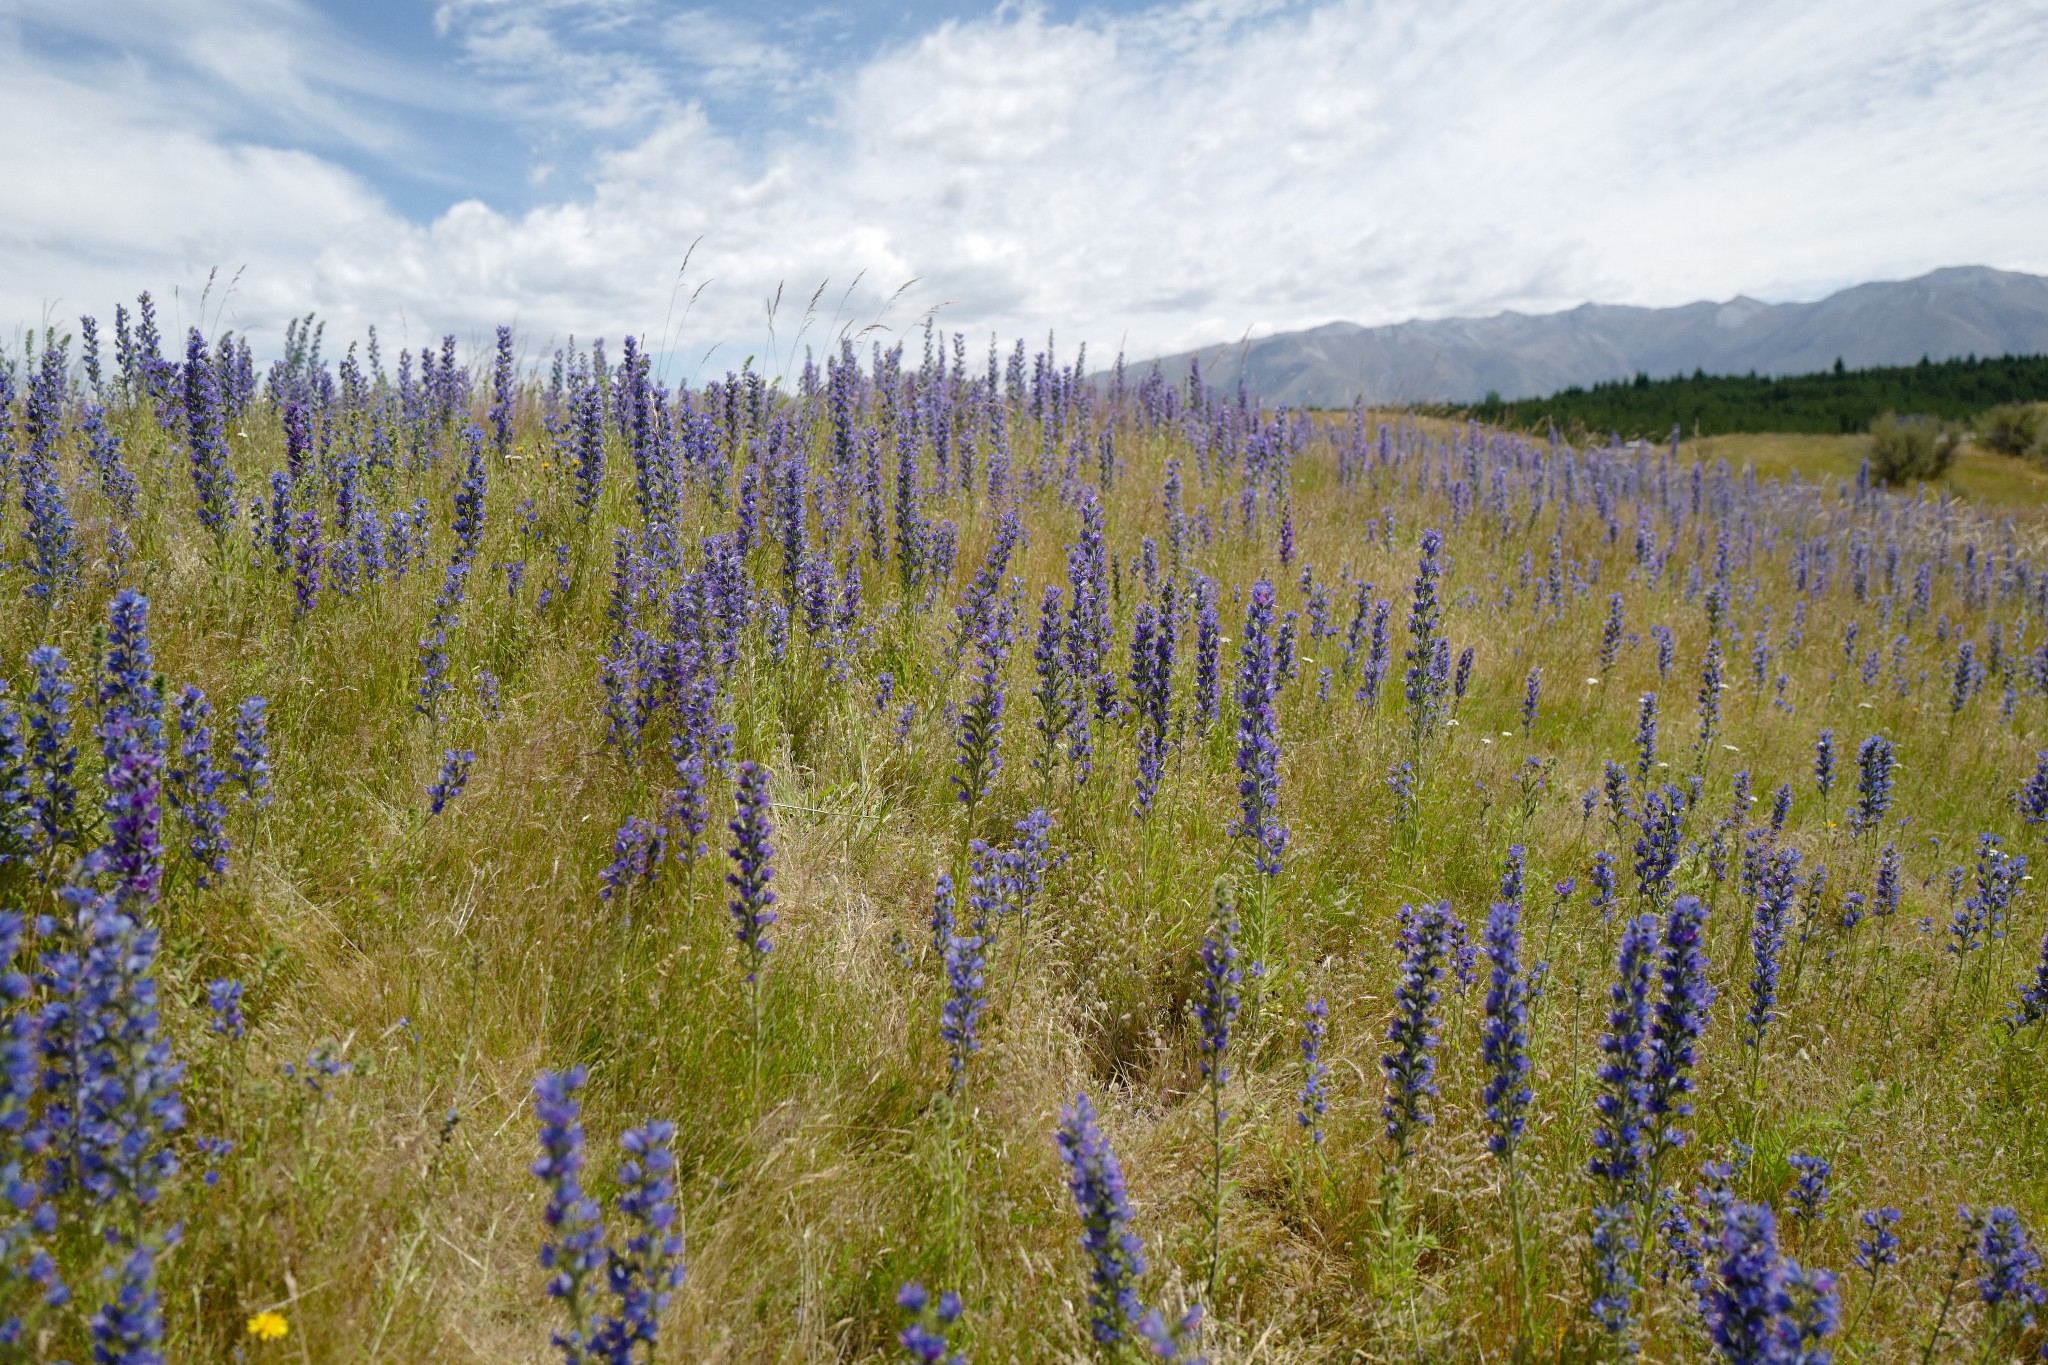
xmin=1133 ymin=266 xmax=2048 ymax=408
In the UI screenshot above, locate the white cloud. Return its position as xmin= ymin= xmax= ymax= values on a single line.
xmin=10 ymin=0 xmax=457 ymax=153
xmin=6 ymin=0 xmax=2047 ymax=371
xmin=0 ymin=37 xmax=401 ymax=341
xmin=434 ymin=0 xmax=683 ymax=133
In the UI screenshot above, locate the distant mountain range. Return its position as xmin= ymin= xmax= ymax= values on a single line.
xmin=1139 ymin=266 xmax=2048 ymax=408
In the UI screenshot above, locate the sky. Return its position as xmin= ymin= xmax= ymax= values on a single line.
xmin=5 ymin=0 xmax=2047 ymax=379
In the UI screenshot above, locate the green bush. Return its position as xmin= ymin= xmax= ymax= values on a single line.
xmin=1867 ymin=410 xmax=1961 ymax=483
xmin=1977 ymin=402 xmax=2045 ymax=458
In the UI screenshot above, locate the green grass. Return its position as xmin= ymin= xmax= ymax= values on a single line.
xmin=5 ymin=359 xmax=2048 ymax=1363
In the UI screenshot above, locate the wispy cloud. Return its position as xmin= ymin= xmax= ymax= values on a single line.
xmin=5 ymin=0 xmax=2045 ymax=367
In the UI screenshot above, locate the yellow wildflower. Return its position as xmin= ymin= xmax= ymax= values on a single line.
xmin=247 ymin=1311 xmax=290 ymax=1341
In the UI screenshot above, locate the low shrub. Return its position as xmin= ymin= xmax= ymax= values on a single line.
xmin=1867 ymin=410 xmax=1961 ymax=483
xmin=1977 ymin=402 xmax=2045 ymax=459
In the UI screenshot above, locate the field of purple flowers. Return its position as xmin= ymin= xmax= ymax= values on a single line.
xmin=2 ymin=299 xmax=2046 ymax=1362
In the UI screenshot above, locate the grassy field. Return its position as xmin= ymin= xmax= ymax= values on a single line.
xmin=1686 ymin=430 xmax=2048 ymax=506
xmin=3 ymin=330 xmax=2047 ymax=1364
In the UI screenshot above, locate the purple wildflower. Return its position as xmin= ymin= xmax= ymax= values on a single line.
xmin=1589 ymin=1202 xmax=1642 ymax=1350
xmin=37 ymin=850 xmax=186 ymax=1214
xmin=1963 ymin=1205 xmax=2045 ymax=1348
xmin=1196 ymin=898 xmax=1243 ymax=1089
xmin=1634 ymin=694 xmax=1659 ymax=781
xmin=1591 ymin=914 xmax=1659 ymax=1196
xmin=928 ymin=872 xmax=957 ymax=956
xmin=98 ymin=709 xmax=164 ymax=912
xmin=1131 ymin=597 xmax=1174 ymax=815
xmin=599 ymin=816 xmax=666 ymax=904
xmin=1193 ymin=576 xmax=1221 ymax=733
xmin=229 ymin=697 xmax=271 ymax=807
xmin=1644 ymin=895 xmax=1714 ymax=1170
xmin=206 ymin=979 xmax=245 ymax=1039
xmin=1590 ymin=850 xmax=1619 ymax=920
xmin=1383 ymin=900 xmax=1455 ymax=1162
xmin=452 ymin=425 xmax=489 ymax=565
xmin=725 ymin=761 xmax=777 ymax=987
xmin=1031 ymin=584 xmax=1071 ymax=774
xmin=1696 ymin=639 xmax=1725 ymax=761
xmin=1404 ymin=529 xmax=1448 ymax=749
xmin=25 ymin=647 xmax=80 ymax=855
xmin=1232 ymin=579 xmax=1287 ymax=875
xmin=1055 ymin=1093 xmax=1149 ymax=1346
xmin=1633 ymin=785 xmax=1684 ymax=908
xmin=1599 ymin=592 xmax=1625 ymax=675
xmin=1744 ymin=847 xmax=1801 ymax=1053
xmin=1949 ymin=833 xmax=2026 ymax=956
xmin=427 ymin=750 xmax=474 ymax=815
xmin=1786 ymin=1154 xmax=1831 ymax=1228
xmin=595 ymin=1119 xmax=684 ymax=1359
xmin=1703 ymin=1201 xmax=1837 ymax=1365
xmin=1001 ymin=808 xmax=1054 ymax=930
xmin=90 ymin=1240 xmax=171 ymax=1365
xmin=1297 ymin=998 xmax=1329 ymax=1144
xmin=2007 ymin=927 xmax=2048 ymax=1030
xmin=182 ymin=329 xmax=238 ymax=536
xmin=1481 ymin=849 xmax=1534 ymax=1158
xmin=953 ymin=596 xmax=1013 ymax=810
xmin=532 ymin=1067 xmax=607 ymax=1361
xmin=1849 ymin=735 xmax=1894 ymax=835
xmin=489 ymin=325 xmax=515 ymax=461
xmin=663 ymin=743 xmax=709 ymax=867
xmin=896 ymin=1282 xmax=968 ymax=1365
xmin=1854 ymin=1208 xmax=1901 ymax=1276
xmin=169 ymin=686 xmax=230 ymax=888
xmin=288 ymin=506 xmax=326 ymax=620
xmin=940 ymin=922 xmax=986 ymax=1089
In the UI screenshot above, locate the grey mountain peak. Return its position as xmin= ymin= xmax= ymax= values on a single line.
xmin=1135 ymin=266 xmax=2048 ymax=407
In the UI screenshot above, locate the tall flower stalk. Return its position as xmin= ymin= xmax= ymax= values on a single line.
xmin=1297 ymin=997 xmax=1329 ymax=1147
xmin=182 ymin=329 xmax=239 ymax=541
xmin=1745 ymin=847 xmax=1801 ymax=1108
xmin=533 ymin=1067 xmax=606 ymax=1362
xmin=1056 ymin=1093 xmax=1148 ymax=1348
xmin=939 ymin=920 xmax=986 ymax=1095
xmin=1404 ymin=530 xmax=1448 ymax=757
xmin=1643 ymin=895 xmax=1714 ymax=1197
xmin=1588 ymin=912 xmax=1658 ymax=1355
xmin=1232 ymin=579 xmax=1286 ymax=877
xmin=1962 ymin=1205 xmax=2045 ymax=1360
xmin=954 ymin=596 xmax=1014 ymax=826
xmin=726 ymin=761 xmax=778 ymax=1093
xmin=1482 ymin=846 xmax=1536 ymax=1349
xmin=1383 ymin=900 xmax=1455 ymax=1165
xmin=1196 ymin=880 xmax=1244 ymax=1305
xmin=1850 ymin=735 xmax=1895 ymax=836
